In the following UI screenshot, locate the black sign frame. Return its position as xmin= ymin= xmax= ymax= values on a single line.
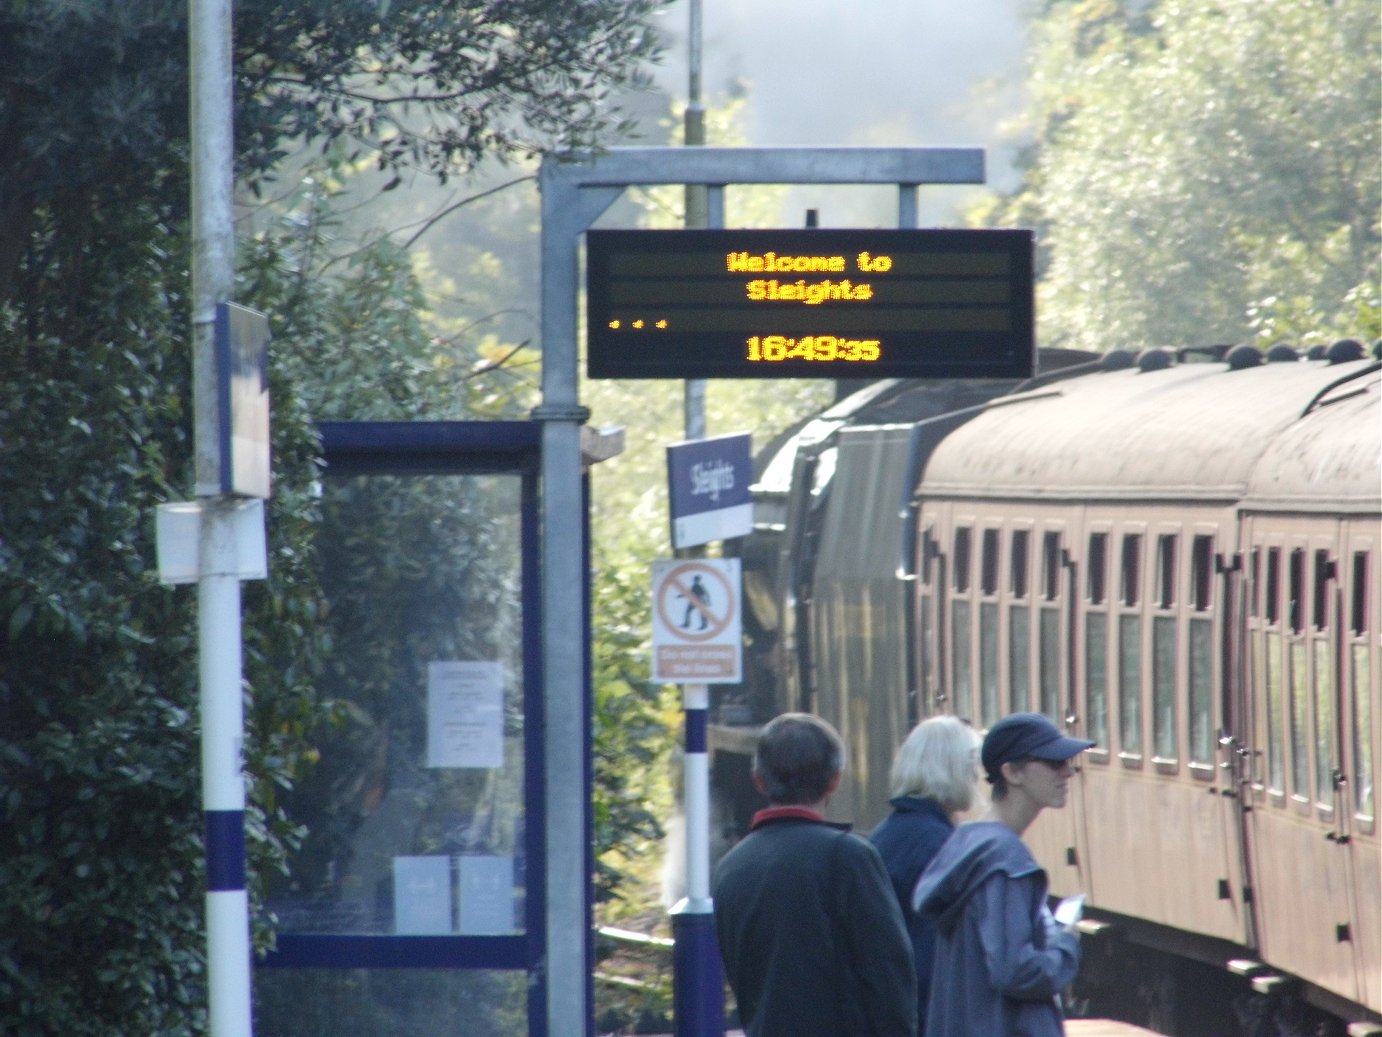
xmin=585 ymin=228 xmax=1034 ymax=380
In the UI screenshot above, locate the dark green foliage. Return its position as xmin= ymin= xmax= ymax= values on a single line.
xmin=0 ymin=0 xmax=669 ymax=301
xmin=591 ymin=564 xmax=672 ymax=905
xmin=0 ymin=0 xmax=672 ymax=1031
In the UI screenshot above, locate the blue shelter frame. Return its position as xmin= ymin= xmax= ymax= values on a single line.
xmin=258 ymin=420 xmax=587 ymax=1037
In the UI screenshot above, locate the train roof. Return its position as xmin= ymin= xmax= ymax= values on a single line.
xmin=918 ymin=355 xmax=1381 ymax=504
xmin=1241 ymin=367 xmax=1382 ymax=513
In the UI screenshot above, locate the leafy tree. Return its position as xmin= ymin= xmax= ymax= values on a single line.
xmin=0 ymin=2 xmax=670 ymax=1034
xmin=980 ymin=0 xmax=1380 ymax=351
xmin=0 ymin=0 xmax=667 ymax=301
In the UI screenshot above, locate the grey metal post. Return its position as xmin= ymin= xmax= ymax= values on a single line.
xmin=535 ymin=147 xmax=983 ymax=1035
xmin=190 ymin=0 xmax=254 ymax=1034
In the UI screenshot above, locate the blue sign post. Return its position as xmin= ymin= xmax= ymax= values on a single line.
xmin=666 ymin=433 xmax=753 ymax=550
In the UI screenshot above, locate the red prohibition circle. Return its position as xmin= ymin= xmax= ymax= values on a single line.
xmin=655 ymin=562 xmax=736 ymax=643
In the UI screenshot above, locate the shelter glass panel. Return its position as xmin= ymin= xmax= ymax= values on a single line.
xmin=266 ymin=472 xmax=529 ymax=940
xmin=1118 ymin=615 xmax=1142 ymax=756
xmin=256 ymin=967 xmax=527 ymax=1036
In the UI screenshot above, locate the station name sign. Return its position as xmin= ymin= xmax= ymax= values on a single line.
xmin=585 ymin=228 xmax=1034 ymax=380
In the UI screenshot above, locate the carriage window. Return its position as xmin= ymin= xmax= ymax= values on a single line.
xmin=1314 ymin=640 xmax=1335 ymax=809
xmin=1088 ymin=533 xmax=1109 ymax=604
xmin=1313 ymin=550 xmax=1333 ymax=632
xmin=1290 ymin=642 xmax=1310 ymax=798
xmin=1348 ymin=552 xmax=1372 ymax=820
xmin=981 ymin=529 xmax=1000 ymax=596
xmin=980 ymin=602 xmax=999 ymax=726
xmin=1086 ymin=614 xmax=1110 ymax=750
xmin=1010 ymin=605 xmax=1030 ymax=712
xmin=1265 ymin=548 xmax=1281 ymax=625
xmin=1264 ymin=633 xmax=1284 ymax=791
xmin=953 ymin=527 xmax=972 ymax=593
xmin=1288 ymin=549 xmax=1305 ymax=634
xmin=1042 ymin=533 xmax=1061 ymax=602
xmin=952 ymin=601 xmax=972 ymax=719
xmin=1189 ymin=618 xmax=1213 ymax=764
xmin=1353 ymin=646 xmax=1375 ymax=819
xmin=1011 ymin=530 xmax=1030 ymax=598
xmin=1040 ymin=608 xmax=1060 ymax=721
xmin=1351 ymin=551 xmax=1368 ymax=637
xmin=1191 ymin=536 xmax=1213 ymax=612
xmin=1248 ymin=547 xmax=1261 ymax=619
xmin=1121 ymin=534 xmax=1142 ymax=607
xmin=1156 ymin=535 xmax=1177 ymax=609
xmin=1119 ymin=614 xmax=1143 ymax=756
xmin=1153 ymin=616 xmax=1177 ymax=760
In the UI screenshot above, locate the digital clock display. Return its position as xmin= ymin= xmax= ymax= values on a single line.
xmin=585 ymin=228 xmax=1033 ymax=380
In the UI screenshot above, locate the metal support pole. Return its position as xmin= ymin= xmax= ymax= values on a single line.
xmin=199 ymin=501 xmax=252 ymax=1037
xmin=190 ymin=0 xmax=253 ymax=1032
xmin=537 ymin=145 xmax=982 ymax=1037
xmin=674 ymin=13 xmax=724 ymax=1023
xmin=672 ymin=681 xmax=723 ymax=1036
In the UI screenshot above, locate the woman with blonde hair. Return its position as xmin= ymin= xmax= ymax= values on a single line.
xmin=869 ymin=714 xmax=981 ymax=1028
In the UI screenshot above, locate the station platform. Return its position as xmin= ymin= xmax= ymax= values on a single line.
xmin=1068 ymin=1021 xmax=1162 ymax=1036
xmin=653 ymin=1021 xmax=1160 ymax=1037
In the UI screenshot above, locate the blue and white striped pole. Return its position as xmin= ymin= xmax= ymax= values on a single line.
xmin=190 ymin=0 xmax=255 ymax=1027
xmin=672 ymin=681 xmax=724 ymax=1037
xmin=199 ymin=501 xmax=254 ymax=1037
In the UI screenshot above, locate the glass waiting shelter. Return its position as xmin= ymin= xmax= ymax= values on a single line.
xmin=257 ymin=421 xmax=567 ymax=1037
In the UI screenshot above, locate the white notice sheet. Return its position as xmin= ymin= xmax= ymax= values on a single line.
xmin=427 ymin=660 xmax=504 ymax=769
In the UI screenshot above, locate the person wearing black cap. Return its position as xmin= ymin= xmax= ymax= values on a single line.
xmin=910 ymin=712 xmax=1095 ymax=1037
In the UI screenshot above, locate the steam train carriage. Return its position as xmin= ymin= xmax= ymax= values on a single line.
xmin=712 ymin=342 xmax=1382 ymax=1028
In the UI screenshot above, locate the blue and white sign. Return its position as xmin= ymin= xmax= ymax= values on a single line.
xmin=666 ymin=432 xmax=753 ymax=549
xmin=214 ymin=302 xmax=272 ymax=499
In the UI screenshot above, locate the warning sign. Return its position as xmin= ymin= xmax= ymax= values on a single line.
xmin=651 ymin=559 xmax=742 ymax=683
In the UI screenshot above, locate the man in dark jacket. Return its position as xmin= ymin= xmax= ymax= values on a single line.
xmin=713 ymin=712 xmax=916 ymax=1037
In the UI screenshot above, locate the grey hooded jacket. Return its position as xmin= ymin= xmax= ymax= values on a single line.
xmin=912 ymin=821 xmax=1079 ymax=1037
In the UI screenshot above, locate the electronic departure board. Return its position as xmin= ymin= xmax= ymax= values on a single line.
xmin=585 ymin=228 xmax=1034 ymax=380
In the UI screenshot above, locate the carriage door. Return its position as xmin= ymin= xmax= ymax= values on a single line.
xmin=1340 ymin=530 xmax=1380 ymax=1012
xmin=1243 ymin=528 xmax=1359 ymax=1004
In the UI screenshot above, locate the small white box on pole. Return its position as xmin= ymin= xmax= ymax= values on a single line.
xmin=156 ymin=499 xmax=269 ymax=584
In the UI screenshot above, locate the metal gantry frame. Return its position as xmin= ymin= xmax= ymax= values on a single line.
xmin=534 ymin=145 xmax=985 ymax=1036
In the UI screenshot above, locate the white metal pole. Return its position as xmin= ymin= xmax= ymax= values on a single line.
xmin=199 ymin=502 xmax=252 ymax=1037
xmin=191 ymin=0 xmax=253 ymax=1031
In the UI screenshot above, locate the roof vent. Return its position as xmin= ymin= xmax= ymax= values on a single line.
xmin=1226 ymin=345 xmax=1263 ymax=370
xmin=1137 ymin=348 xmax=1174 ymax=372
xmin=1306 ymin=344 xmax=1328 ymax=361
xmin=1101 ymin=349 xmax=1137 ymax=371
xmin=1266 ymin=343 xmax=1299 ymax=363
xmin=1327 ymin=339 xmax=1365 ymax=364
